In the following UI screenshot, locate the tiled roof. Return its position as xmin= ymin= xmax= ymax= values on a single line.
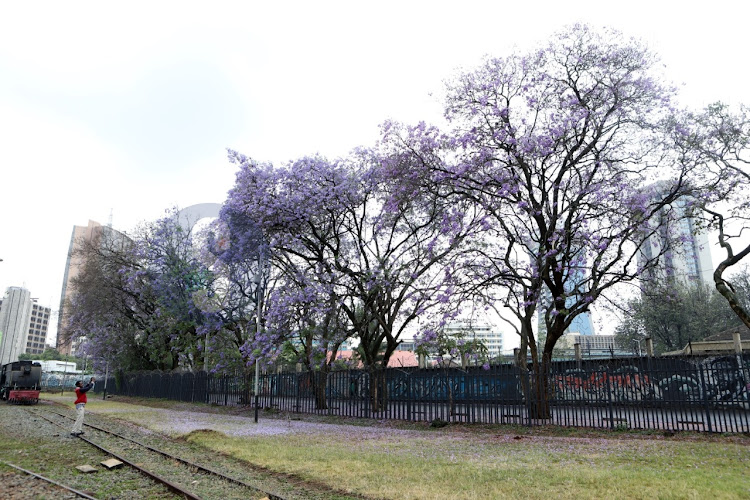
xmin=331 ymin=350 xmax=418 ymax=368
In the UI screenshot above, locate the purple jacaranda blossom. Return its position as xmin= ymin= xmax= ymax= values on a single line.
xmin=377 ymin=23 xmax=731 ymax=418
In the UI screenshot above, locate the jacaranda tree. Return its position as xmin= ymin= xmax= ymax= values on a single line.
xmin=67 ymin=210 xmax=215 ymax=372
xmin=64 ymin=226 xmax=154 ymax=372
xmin=382 ymin=24 xmax=701 ymax=417
xmin=222 ymin=150 xmax=484 ymax=410
xmin=197 ymin=211 xmax=269 ymax=373
xmin=126 ymin=210 xmax=214 ymax=370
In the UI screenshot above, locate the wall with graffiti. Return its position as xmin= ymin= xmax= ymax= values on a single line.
xmin=103 ymin=354 xmax=750 ymax=413
xmin=316 ymin=354 xmax=750 ymax=410
xmin=40 ymin=372 xmax=80 ymax=390
xmin=552 ymin=355 xmax=750 ymax=410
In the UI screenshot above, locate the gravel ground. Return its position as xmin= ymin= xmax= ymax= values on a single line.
xmin=0 ymin=470 xmax=81 ymax=499
xmin=0 ymin=398 xmax=367 ymax=499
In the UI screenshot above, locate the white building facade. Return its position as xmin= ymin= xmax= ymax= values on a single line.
xmin=444 ymin=320 xmax=504 ymax=358
xmin=0 ymin=287 xmax=50 ymax=365
xmin=558 ymin=333 xmax=619 ymax=353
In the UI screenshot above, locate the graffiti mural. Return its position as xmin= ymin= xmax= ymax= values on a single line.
xmin=552 ymin=355 xmax=750 ymax=410
xmin=554 ymin=366 xmax=658 ymax=403
xmin=40 ymin=372 xmax=78 ymax=389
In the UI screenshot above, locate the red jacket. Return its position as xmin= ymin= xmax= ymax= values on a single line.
xmin=74 ymin=382 xmax=93 ymax=404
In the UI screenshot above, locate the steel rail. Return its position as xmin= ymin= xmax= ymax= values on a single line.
xmin=28 ymin=410 xmax=201 ymax=500
xmin=0 ymin=459 xmax=99 ymax=499
xmin=33 ymin=407 xmax=288 ymax=500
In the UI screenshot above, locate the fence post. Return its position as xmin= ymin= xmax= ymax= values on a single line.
xmin=606 ymin=369 xmax=615 ymax=430
xmin=645 ymin=336 xmax=654 ymax=358
xmin=254 ymin=362 xmax=260 ymax=424
xmin=698 ymin=364 xmax=713 ymax=433
xmin=295 ymin=371 xmax=301 ymax=412
xmin=407 ymin=372 xmax=412 ymax=421
xmin=365 ymin=371 xmax=371 ymax=419
xmin=524 ymin=370 xmax=532 ymax=427
xmin=206 ymin=372 xmax=210 ymax=404
xmin=269 ymin=371 xmax=275 ymax=411
xmin=327 ymin=371 xmax=332 ymax=416
xmin=102 ymin=362 xmax=109 ymax=400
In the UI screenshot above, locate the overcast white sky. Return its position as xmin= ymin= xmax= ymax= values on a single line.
xmin=1 ymin=1 xmax=749 ymax=347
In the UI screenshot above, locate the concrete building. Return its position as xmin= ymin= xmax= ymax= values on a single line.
xmin=443 ymin=320 xmax=504 ymax=358
xmin=0 ymin=287 xmax=51 ymax=365
xmin=32 ymin=360 xmax=80 ymax=374
xmin=24 ymin=301 xmax=51 ymax=356
xmin=639 ymin=184 xmax=713 ymax=288
xmin=557 ymin=333 xmax=620 ymax=354
xmin=57 ymin=220 xmax=131 ymax=355
xmin=58 ymin=220 xmax=103 ymax=355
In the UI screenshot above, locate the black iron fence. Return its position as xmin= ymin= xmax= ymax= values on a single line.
xmin=102 ymin=353 xmax=750 ymax=433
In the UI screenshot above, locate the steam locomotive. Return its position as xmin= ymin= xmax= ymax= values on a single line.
xmin=0 ymin=360 xmax=42 ymax=404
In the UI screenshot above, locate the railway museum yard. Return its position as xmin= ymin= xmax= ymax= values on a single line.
xmin=1 ymin=394 xmax=749 ymax=499
xmin=0 ymin=396 xmax=359 ymax=499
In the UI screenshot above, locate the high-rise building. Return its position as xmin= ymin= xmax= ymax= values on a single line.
xmin=537 ymin=264 xmax=597 ymax=349
xmin=25 ymin=301 xmax=52 ymax=356
xmin=567 ymin=309 xmax=595 ymax=336
xmin=0 ymin=287 xmax=51 ymax=365
xmin=57 ymin=220 xmax=131 ymax=355
xmin=638 ymin=184 xmax=713 ymax=287
xmin=58 ymin=220 xmax=106 ymax=355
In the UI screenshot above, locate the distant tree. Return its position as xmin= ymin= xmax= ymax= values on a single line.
xmin=63 ymin=225 xmax=155 ymax=372
xmin=66 ymin=210 xmax=215 ymax=372
xmin=615 ymin=281 xmax=743 ymax=354
xmin=19 ymin=348 xmax=64 ymax=361
xmin=416 ymin=326 xmax=490 ymax=370
xmin=39 ymin=348 xmax=63 ymax=360
xmin=416 ymin=326 xmax=489 ymax=418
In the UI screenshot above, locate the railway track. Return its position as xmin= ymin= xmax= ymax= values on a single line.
xmin=28 ymin=407 xmax=286 ymax=500
xmin=0 ymin=459 xmax=98 ymax=499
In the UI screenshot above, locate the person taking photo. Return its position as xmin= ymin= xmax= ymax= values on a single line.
xmin=71 ymin=377 xmax=95 ymax=436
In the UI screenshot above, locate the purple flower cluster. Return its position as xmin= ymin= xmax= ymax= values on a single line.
xmin=69 ymin=25 xmax=750 ymax=379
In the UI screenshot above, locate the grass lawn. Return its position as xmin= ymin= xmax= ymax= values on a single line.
xmin=185 ymin=427 xmax=749 ymax=499
xmin=43 ymin=393 xmax=750 ymax=499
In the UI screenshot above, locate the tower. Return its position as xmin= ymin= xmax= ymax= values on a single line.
xmin=0 ymin=287 xmax=32 ymax=365
xmin=638 ymin=183 xmax=713 ymax=288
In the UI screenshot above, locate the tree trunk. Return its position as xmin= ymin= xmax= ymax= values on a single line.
xmin=312 ymin=369 xmax=328 ymax=410
xmin=528 ymin=351 xmax=552 ymax=419
xmin=715 ymin=275 xmax=750 ymax=329
xmin=368 ymin=368 xmax=387 ymax=413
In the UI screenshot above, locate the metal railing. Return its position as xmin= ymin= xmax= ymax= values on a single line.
xmin=101 ymin=353 xmax=750 ymax=433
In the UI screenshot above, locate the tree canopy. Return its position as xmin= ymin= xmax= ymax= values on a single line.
xmin=62 ymin=24 xmax=750 ymax=410
xmin=615 ymin=280 xmax=745 ymax=355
